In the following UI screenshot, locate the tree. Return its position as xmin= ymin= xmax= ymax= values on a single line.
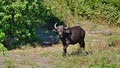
xmin=0 ymin=0 xmax=48 ymax=50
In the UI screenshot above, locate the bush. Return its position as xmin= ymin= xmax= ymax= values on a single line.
xmin=1 ymin=0 xmax=120 ymax=50
xmin=43 ymin=0 xmax=120 ymax=26
xmin=0 ymin=43 xmax=7 ymax=56
xmin=0 ymin=30 xmax=7 ymax=56
xmin=0 ymin=0 xmax=49 ymax=49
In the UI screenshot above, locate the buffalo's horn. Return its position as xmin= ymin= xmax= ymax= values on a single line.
xmin=54 ymin=23 xmax=58 ymax=29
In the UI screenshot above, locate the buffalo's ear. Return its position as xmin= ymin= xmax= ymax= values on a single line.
xmin=53 ymin=29 xmax=57 ymax=32
xmin=64 ymin=29 xmax=70 ymax=33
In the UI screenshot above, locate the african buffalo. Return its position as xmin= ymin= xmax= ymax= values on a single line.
xmin=53 ymin=23 xmax=85 ymax=56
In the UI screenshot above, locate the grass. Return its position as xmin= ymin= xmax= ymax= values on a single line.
xmin=0 ymin=21 xmax=120 ymax=68
xmin=51 ymin=45 xmax=120 ymax=68
xmin=0 ymin=43 xmax=120 ymax=68
xmin=3 ymin=58 xmax=15 ymax=68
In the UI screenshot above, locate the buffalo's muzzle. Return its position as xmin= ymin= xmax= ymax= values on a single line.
xmin=59 ymin=32 xmax=63 ymax=37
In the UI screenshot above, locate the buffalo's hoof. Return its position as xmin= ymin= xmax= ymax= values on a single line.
xmin=62 ymin=53 xmax=66 ymax=57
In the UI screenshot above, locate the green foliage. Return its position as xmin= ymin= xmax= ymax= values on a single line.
xmin=93 ymin=3 xmax=120 ymax=26
xmin=43 ymin=0 xmax=120 ymax=26
xmin=97 ymin=63 xmax=115 ymax=68
xmin=0 ymin=30 xmax=5 ymax=42
xmin=0 ymin=43 xmax=7 ymax=56
xmin=1 ymin=0 xmax=120 ymax=50
xmin=0 ymin=29 xmax=7 ymax=56
xmin=0 ymin=0 xmax=48 ymax=49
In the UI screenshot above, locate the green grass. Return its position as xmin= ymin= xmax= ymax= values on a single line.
xmin=0 ymin=41 xmax=120 ymax=68
xmin=51 ymin=46 xmax=120 ymax=68
xmin=3 ymin=58 xmax=15 ymax=68
xmin=0 ymin=21 xmax=120 ymax=68
xmin=20 ymin=59 xmax=39 ymax=68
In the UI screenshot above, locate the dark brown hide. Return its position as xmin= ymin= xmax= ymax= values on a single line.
xmin=54 ymin=24 xmax=85 ymax=56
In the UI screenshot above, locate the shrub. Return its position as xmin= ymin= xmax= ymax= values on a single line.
xmin=0 ymin=0 xmax=48 ymax=49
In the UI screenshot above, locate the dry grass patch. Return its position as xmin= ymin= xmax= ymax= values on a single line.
xmin=0 ymin=21 xmax=120 ymax=68
xmin=0 ymin=42 xmax=120 ymax=68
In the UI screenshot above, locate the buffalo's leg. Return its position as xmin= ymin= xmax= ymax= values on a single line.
xmin=62 ymin=45 xmax=68 ymax=56
xmin=79 ymin=40 xmax=85 ymax=49
xmin=79 ymin=41 xmax=85 ymax=54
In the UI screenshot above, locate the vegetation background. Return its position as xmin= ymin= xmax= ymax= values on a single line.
xmin=0 ymin=0 xmax=120 ymax=68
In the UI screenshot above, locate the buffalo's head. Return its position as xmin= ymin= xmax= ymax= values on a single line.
xmin=53 ymin=23 xmax=69 ymax=37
